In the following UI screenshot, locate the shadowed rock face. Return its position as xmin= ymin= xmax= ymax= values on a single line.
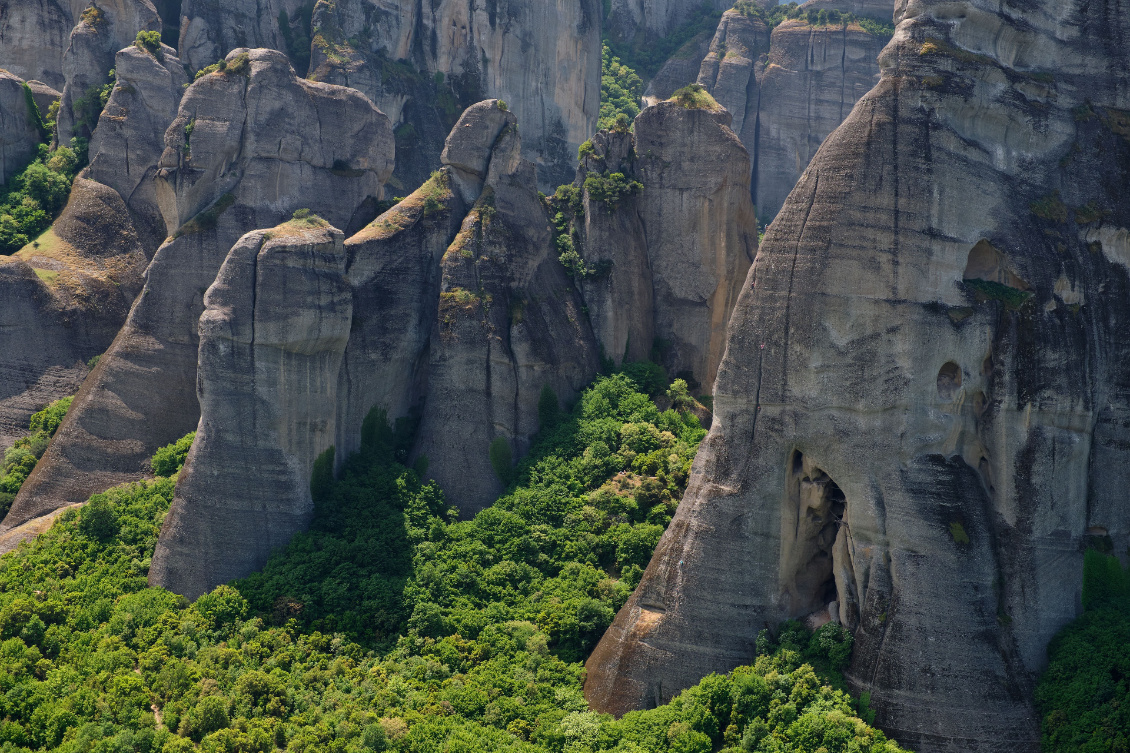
xmin=149 ymin=222 xmax=352 ymax=599
xmin=307 ymin=0 xmax=601 ymax=191
xmin=0 ymin=0 xmax=81 ymax=91
xmin=4 ymin=48 xmax=393 ymax=534
xmin=605 ymin=0 xmax=733 ymax=44
xmin=574 ymin=102 xmax=757 ymax=391
xmin=695 ymin=9 xmax=890 ymax=224
xmin=177 ymin=0 xmax=306 ymax=73
xmin=585 ymin=1 xmax=1130 ymax=751
xmin=0 ymin=69 xmax=40 ymax=186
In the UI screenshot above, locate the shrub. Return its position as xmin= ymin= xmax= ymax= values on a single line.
xmin=29 ymin=396 xmax=72 ymax=435
xmin=150 ymin=432 xmax=195 ymax=476
xmin=599 ymin=44 xmax=643 ymax=131
xmin=538 ymin=385 xmax=560 ymax=428
xmin=584 ymin=171 xmax=643 ymax=208
xmin=310 ymin=446 xmax=335 ymax=502
xmin=78 ymin=494 xmax=120 ymax=542
xmin=488 ymin=437 xmax=513 ymax=484
xmin=134 ymin=30 xmax=163 ymax=59
xmin=671 ymin=83 xmax=719 ymax=111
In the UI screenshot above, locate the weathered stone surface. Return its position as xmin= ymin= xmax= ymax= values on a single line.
xmin=745 ymin=17 xmax=889 ymax=222
xmin=0 ymin=0 xmax=78 ymax=91
xmin=574 ymin=101 xmax=757 ymax=391
xmin=87 ymin=42 xmax=187 ymax=248
xmin=0 ymin=69 xmax=40 ymax=186
xmin=587 ymin=2 xmax=1130 ymax=751
xmin=6 ymin=48 xmax=393 ymax=531
xmin=149 ymin=221 xmax=352 ymax=599
xmin=605 ymin=0 xmax=732 ymax=44
xmin=640 ymin=30 xmax=715 ymax=106
xmin=307 ymin=0 xmax=601 ymax=190
xmin=177 ymin=0 xmax=306 ymax=73
xmin=694 ymin=11 xmax=770 ymax=152
xmin=0 ymin=177 xmax=148 ymax=458
xmin=413 ymin=103 xmax=602 ymax=513
xmin=56 ymin=0 xmax=162 ymax=142
xmin=24 ymin=79 xmax=61 ymax=118
xmin=800 ymin=0 xmax=894 ymax=22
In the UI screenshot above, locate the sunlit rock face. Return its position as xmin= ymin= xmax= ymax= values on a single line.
xmin=586 ymin=2 xmax=1130 ymax=751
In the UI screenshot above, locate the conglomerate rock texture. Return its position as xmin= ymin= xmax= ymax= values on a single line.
xmin=4 ymin=48 xmax=393 ymax=533
xmin=149 ymin=221 xmax=352 ymax=599
xmin=696 ymin=9 xmax=890 ymax=223
xmin=586 ymin=1 xmax=1130 ymax=751
xmin=573 ymin=101 xmax=757 ymax=391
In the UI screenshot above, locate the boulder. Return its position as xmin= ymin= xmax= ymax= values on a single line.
xmin=149 ymin=221 xmax=352 ymax=598
xmin=586 ymin=2 xmax=1130 ymax=751
xmin=5 ymin=48 xmax=394 ymax=532
xmin=0 ymin=70 xmax=41 ymax=186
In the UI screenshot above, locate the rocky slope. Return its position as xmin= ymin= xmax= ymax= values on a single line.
xmin=4 ymin=48 xmax=394 ymax=533
xmin=585 ymin=1 xmax=1130 ymax=751
xmin=0 ymin=43 xmax=182 ymax=464
xmin=149 ymin=220 xmax=352 ymax=599
xmin=571 ymin=100 xmax=757 ymax=390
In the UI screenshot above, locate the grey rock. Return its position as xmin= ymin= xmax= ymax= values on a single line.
xmin=0 ymin=177 xmax=148 ymax=460
xmin=641 ymin=30 xmax=715 ymax=106
xmin=149 ymin=222 xmax=352 ymax=599
xmin=6 ymin=48 xmax=393 ymax=531
xmin=605 ymin=0 xmax=732 ymax=44
xmin=800 ymin=0 xmax=895 ymax=22
xmin=574 ymin=101 xmax=757 ymax=391
xmin=586 ymin=2 xmax=1130 ymax=751
xmin=177 ymin=0 xmax=307 ymax=73
xmin=56 ymin=0 xmax=162 ymax=143
xmin=307 ymin=0 xmax=601 ymax=191
xmin=0 ymin=0 xmax=78 ymax=91
xmin=87 ymin=42 xmax=187 ymax=248
xmin=25 ymin=79 xmax=61 ymax=117
xmin=0 ymin=69 xmax=40 ymax=186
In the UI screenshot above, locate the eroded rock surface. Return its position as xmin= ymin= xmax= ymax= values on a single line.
xmin=307 ymin=0 xmax=601 ymax=190
xmin=0 ymin=0 xmax=80 ymax=91
xmin=569 ymin=101 xmax=757 ymax=391
xmin=605 ymin=0 xmax=732 ymax=44
xmin=56 ymin=0 xmax=162 ymax=142
xmin=0 ymin=69 xmax=40 ymax=186
xmin=87 ymin=42 xmax=188 ymax=247
xmin=5 ymin=48 xmax=393 ymax=531
xmin=149 ymin=221 xmax=352 ymax=599
xmin=586 ymin=2 xmax=1130 ymax=751
xmin=177 ymin=0 xmax=306 ymax=73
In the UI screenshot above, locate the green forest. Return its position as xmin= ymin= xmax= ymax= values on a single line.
xmin=0 ymin=372 xmax=916 ymax=753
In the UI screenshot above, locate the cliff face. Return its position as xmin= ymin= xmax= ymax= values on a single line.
xmin=0 ymin=0 xmax=83 ymax=91
xmin=56 ymin=0 xmax=162 ymax=142
xmin=605 ymin=0 xmax=732 ymax=44
xmin=586 ymin=1 xmax=1130 ymax=751
xmin=4 ymin=48 xmax=394 ymax=533
xmin=307 ymin=0 xmax=601 ymax=190
xmin=177 ymin=0 xmax=306 ymax=73
xmin=0 ymin=70 xmax=40 ymax=186
xmin=149 ymin=222 xmax=352 ymax=599
xmin=571 ymin=101 xmax=757 ymax=392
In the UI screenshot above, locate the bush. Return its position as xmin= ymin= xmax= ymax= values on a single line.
xmin=310 ymin=446 xmax=335 ymax=502
xmin=671 ymin=83 xmax=719 ymax=111
xmin=488 ymin=437 xmax=513 ymax=484
xmin=78 ymin=494 xmax=120 ymax=542
xmin=150 ymin=432 xmax=195 ymax=477
xmin=0 ymin=141 xmax=83 ymax=255
xmin=29 ymin=395 xmax=72 ymax=435
xmin=134 ymin=30 xmax=163 ymax=59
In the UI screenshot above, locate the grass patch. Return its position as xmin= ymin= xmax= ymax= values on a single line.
xmin=33 ymin=268 xmax=58 ymax=284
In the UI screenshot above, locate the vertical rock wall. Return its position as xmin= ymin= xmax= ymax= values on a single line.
xmin=149 ymin=222 xmax=352 ymax=599
xmin=585 ymin=2 xmax=1130 ymax=751
xmin=0 ymin=70 xmax=40 ymax=186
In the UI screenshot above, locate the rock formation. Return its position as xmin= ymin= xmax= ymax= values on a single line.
xmin=306 ymin=0 xmax=601 ymax=190
xmin=586 ymin=1 xmax=1130 ymax=751
xmin=149 ymin=220 xmax=352 ymax=599
xmin=5 ymin=48 xmax=394 ymax=532
xmin=568 ymin=99 xmax=757 ymax=391
xmin=0 ymin=69 xmax=41 ymax=186
xmin=24 ymin=79 xmax=61 ymax=115
xmin=87 ymin=41 xmax=188 ymax=247
xmin=800 ymin=0 xmax=893 ymax=21
xmin=605 ymin=0 xmax=732 ymax=45
xmin=56 ymin=0 xmax=162 ymax=142
xmin=0 ymin=0 xmax=81 ymax=91
xmin=177 ymin=0 xmax=308 ymax=73
xmin=0 ymin=177 xmax=149 ymax=457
